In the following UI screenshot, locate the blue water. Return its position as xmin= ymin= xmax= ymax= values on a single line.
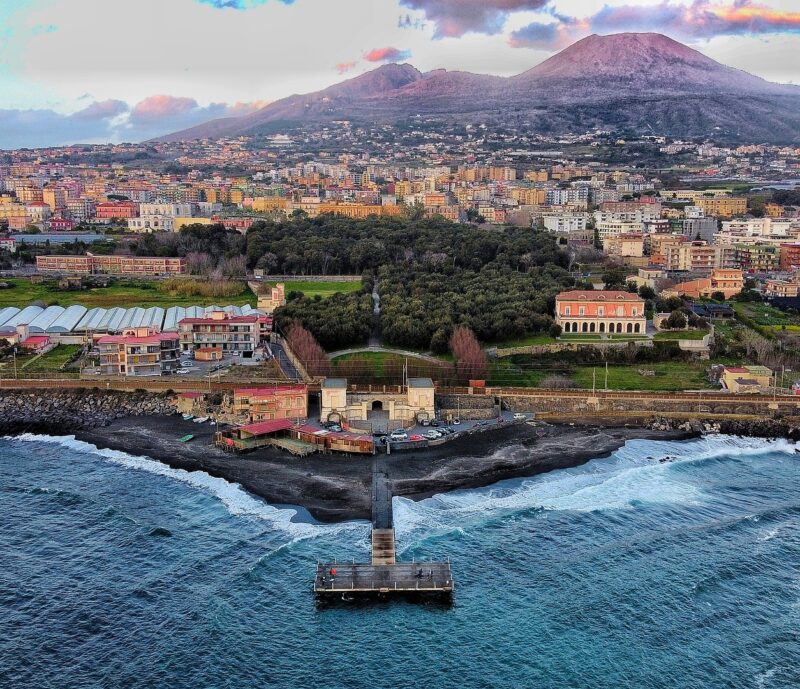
xmin=1 ymin=434 xmax=799 ymax=689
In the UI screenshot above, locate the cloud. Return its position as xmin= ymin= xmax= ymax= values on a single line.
xmin=588 ymin=1 xmax=800 ymax=42
xmin=130 ymin=95 xmax=199 ymax=124
xmin=71 ymin=99 xmax=129 ymax=121
xmin=196 ymin=0 xmax=292 ymax=9
xmin=400 ymin=0 xmax=550 ymax=38
xmin=336 ymin=61 xmax=358 ymax=74
xmin=509 ymin=20 xmax=576 ymax=49
xmin=364 ymin=46 xmax=412 ymax=62
xmin=0 ymin=96 xmax=266 ymax=149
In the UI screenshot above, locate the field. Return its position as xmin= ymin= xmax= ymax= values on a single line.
xmin=331 ymin=351 xmax=450 ymax=382
xmin=21 ymin=345 xmax=84 ymax=372
xmin=653 ymin=330 xmax=708 ymax=341
xmin=570 ymin=362 xmax=714 ymax=391
xmin=488 ymin=358 xmax=715 ymax=391
xmin=267 ymin=280 xmax=362 ymax=299
xmin=0 ymin=278 xmax=256 ymax=308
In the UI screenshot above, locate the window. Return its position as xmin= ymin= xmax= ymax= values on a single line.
xmin=579 ymin=307 xmax=585 ymax=316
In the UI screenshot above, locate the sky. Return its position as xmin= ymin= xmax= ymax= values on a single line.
xmin=1 ymin=0 xmax=800 ymax=148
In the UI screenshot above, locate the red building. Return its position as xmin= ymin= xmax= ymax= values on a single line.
xmin=779 ymin=243 xmax=800 ymax=271
xmin=96 ymin=201 xmax=138 ymax=220
xmin=555 ymin=290 xmax=647 ymax=335
xmin=49 ymin=218 xmax=75 ymax=231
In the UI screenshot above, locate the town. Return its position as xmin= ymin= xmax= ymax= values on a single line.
xmin=0 ymin=128 xmax=799 ymax=456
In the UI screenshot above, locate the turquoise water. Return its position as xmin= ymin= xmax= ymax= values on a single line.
xmin=1 ymin=434 xmax=799 ymax=688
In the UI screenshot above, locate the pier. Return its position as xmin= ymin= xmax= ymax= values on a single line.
xmin=314 ymin=463 xmax=453 ymax=602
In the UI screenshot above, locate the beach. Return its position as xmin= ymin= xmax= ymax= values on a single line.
xmin=74 ymin=415 xmax=694 ymax=522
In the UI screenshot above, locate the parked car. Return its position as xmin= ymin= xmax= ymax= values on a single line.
xmin=425 ymin=430 xmax=441 ymax=440
xmin=430 ymin=420 xmax=440 ymax=427
xmin=513 ymin=413 xmax=527 ymax=421
xmin=409 ymin=434 xmax=423 ymax=441
xmin=176 ymin=369 xmax=191 ymax=375
xmin=328 ymin=424 xmax=342 ymax=433
xmin=453 ymin=418 xmax=461 ymax=425
xmin=390 ymin=430 xmax=408 ymax=441
xmin=420 ymin=419 xmax=430 ymax=427
xmin=440 ymin=427 xmax=454 ymax=435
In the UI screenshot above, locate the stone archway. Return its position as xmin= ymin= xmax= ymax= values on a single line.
xmin=371 ymin=400 xmax=383 ymax=412
xmin=327 ymin=412 xmax=342 ymax=423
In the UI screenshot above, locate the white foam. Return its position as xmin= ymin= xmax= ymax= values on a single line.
xmin=7 ymin=434 xmax=368 ymax=544
xmin=393 ymin=434 xmax=798 ymax=546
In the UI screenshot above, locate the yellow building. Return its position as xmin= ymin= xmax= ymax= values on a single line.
xmin=721 ymin=366 xmax=773 ymax=393
xmin=174 ymin=217 xmax=213 ymax=231
xmin=257 ymin=283 xmax=285 ymax=313
xmin=251 ymin=197 xmax=288 ymax=213
xmin=696 ymin=197 xmax=747 ymax=218
xmin=320 ymin=377 xmax=436 ymax=426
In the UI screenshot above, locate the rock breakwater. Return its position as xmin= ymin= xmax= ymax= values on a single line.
xmin=0 ymin=389 xmax=176 ymax=435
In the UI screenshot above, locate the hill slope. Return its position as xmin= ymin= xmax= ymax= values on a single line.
xmin=155 ymin=33 xmax=800 ymax=144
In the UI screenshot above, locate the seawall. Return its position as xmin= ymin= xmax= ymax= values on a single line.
xmin=0 ymin=389 xmax=177 ymax=435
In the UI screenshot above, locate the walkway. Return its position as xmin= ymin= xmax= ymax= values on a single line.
xmin=327 ymin=345 xmax=444 ymax=364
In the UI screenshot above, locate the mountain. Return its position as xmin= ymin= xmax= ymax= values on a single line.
xmin=155 ymin=33 xmax=800 ymax=144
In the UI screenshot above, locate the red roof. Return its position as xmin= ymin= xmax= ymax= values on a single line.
xmin=98 ymin=333 xmax=178 ymax=345
xmin=21 ymin=336 xmax=50 ymax=347
xmin=179 ymin=315 xmax=263 ymax=325
xmin=557 ymin=290 xmax=644 ymax=302
xmin=238 ymin=418 xmax=293 ymax=436
xmin=235 ymin=385 xmax=306 ymax=397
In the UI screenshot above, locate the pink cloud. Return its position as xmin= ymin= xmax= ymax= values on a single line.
xmin=364 ymin=47 xmax=412 ymax=62
xmin=336 ymin=61 xmax=358 ymax=74
xmin=401 ymin=0 xmax=549 ymax=38
xmin=72 ymin=99 xmax=129 ymax=121
xmin=130 ymin=95 xmax=199 ymax=123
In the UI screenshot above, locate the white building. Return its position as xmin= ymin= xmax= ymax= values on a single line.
xmin=543 ymin=213 xmax=590 ymax=233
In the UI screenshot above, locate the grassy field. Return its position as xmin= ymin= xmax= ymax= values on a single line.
xmin=22 ymin=345 xmax=84 ymax=372
xmin=0 ymin=278 xmax=256 ymax=308
xmin=733 ymin=302 xmax=795 ymax=327
xmin=653 ymin=330 xmax=708 ymax=341
xmin=570 ymin=362 xmax=714 ymax=391
xmin=492 ymin=333 xmax=556 ymax=348
xmin=267 ymin=280 xmax=362 ymax=299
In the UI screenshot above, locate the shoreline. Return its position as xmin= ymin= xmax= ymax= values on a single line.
xmin=8 ymin=414 xmax=699 ymax=523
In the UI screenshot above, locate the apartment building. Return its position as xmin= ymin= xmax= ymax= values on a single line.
xmin=543 ymin=213 xmax=589 ymax=233
xmin=36 ymin=254 xmax=186 ymax=276
xmin=178 ymin=310 xmax=268 ymax=356
xmin=734 ymin=244 xmax=779 ymax=272
xmin=764 ymin=279 xmax=799 ymax=299
xmin=696 ymin=197 xmax=747 ymax=218
xmin=233 ymin=385 xmax=308 ymax=423
xmin=98 ymin=327 xmax=180 ymax=377
xmin=779 ymin=243 xmax=800 ymax=270
xmin=96 ymin=200 xmax=138 ymax=220
xmin=555 ymin=290 xmax=647 ymax=335
xmin=127 ymin=202 xmax=193 ymax=233
xmin=662 ymin=269 xmax=744 ymax=299
xmin=716 ymin=218 xmax=795 ymax=246
xmin=603 ymin=233 xmax=645 ymax=258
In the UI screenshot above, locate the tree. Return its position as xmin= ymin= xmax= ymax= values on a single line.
xmin=284 ymin=321 xmax=331 ymax=377
xmin=549 ymin=323 xmax=562 ymax=338
xmin=602 ymin=267 xmax=627 ymax=289
xmin=710 ymin=291 xmax=726 ymax=302
xmin=638 ymin=285 xmax=656 ymax=300
xmin=449 ymin=326 xmax=488 ymax=382
xmin=664 ymin=310 xmax=687 ymax=330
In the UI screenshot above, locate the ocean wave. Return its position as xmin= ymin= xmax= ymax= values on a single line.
xmin=393 ymin=434 xmax=798 ymax=546
xmin=7 ymin=434 xmax=368 ymax=544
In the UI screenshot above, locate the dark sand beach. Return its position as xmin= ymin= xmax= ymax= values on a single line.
xmin=74 ymin=416 xmax=693 ymax=522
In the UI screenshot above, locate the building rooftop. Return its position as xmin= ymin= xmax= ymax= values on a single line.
xmin=556 ymin=290 xmax=644 ymax=302
xmin=407 ymin=377 xmax=434 ymax=388
xmin=322 ymin=378 xmax=348 ymax=389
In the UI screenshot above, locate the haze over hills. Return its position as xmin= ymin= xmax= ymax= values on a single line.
xmin=156 ymin=33 xmax=800 ymax=144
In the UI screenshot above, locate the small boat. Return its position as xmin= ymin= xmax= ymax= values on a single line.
xmin=178 ymin=434 xmax=195 ymax=443
xmin=194 ymin=416 xmax=209 ymax=423
xmin=182 ymin=414 xmax=194 ymax=421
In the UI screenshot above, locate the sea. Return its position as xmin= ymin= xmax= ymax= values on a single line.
xmin=1 ymin=434 xmax=798 ymax=689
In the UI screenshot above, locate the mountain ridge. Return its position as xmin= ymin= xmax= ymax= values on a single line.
xmin=154 ymin=33 xmax=800 ymax=144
